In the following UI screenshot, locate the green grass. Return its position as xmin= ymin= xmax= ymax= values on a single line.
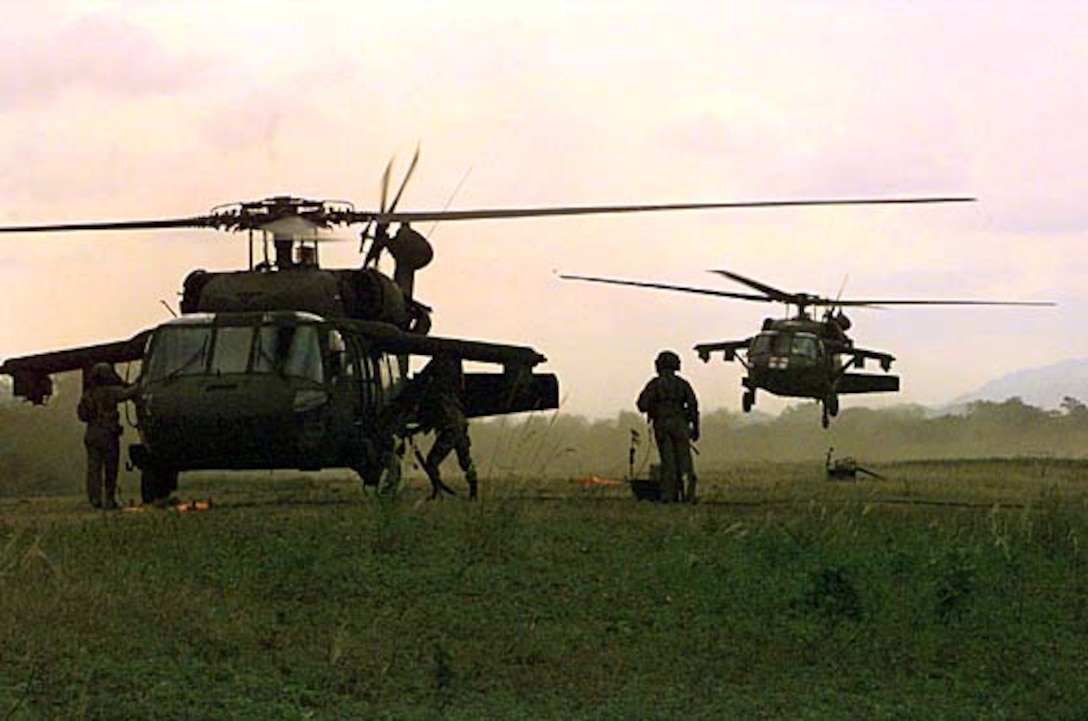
xmin=3 ymin=462 xmax=1088 ymax=719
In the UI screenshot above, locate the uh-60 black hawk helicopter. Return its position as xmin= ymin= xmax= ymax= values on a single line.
xmin=0 ymin=158 xmax=976 ymax=501
xmin=561 ymin=268 xmax=1053 ymax=427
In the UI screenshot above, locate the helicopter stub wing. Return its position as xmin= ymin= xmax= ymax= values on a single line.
xmin=840 ymin=346 xmax=897 ymax=372
xmin=835 ymin=346 xmax=899 ymax=395
xmin=694 ymin=339 xmax=753 ymax=363
xmin=1 ymin=330 xmax=150 ymax=404
xmin=344 ymin=320 xmax=559 ymax=418
xmin=344 ymin=320 xmax=546 ymax=368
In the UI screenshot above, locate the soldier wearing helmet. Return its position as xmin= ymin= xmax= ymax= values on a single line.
xmin=637 ymin=350 xmax=700 ymax=503
xmin=389 ymin=355 xmax=479 ymax=500
xmin=422 ymin=356 xmax=479 ymax=499
xmin=77 ymin=362 xmax=138 ymax=509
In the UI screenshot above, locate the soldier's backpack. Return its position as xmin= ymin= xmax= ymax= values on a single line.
xmin=76 ymin=392 xmax=97 ymax=423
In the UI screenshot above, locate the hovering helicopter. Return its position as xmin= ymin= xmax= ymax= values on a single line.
xmin=0 ymin=159 xmax=975 ymax=500
xmin=560 ymin=268 xmax=1054 ymax=427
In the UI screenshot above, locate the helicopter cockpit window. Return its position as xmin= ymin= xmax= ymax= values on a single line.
xmin=209 ymin=326 xmax=254 ymax=375
xmin=752 ymin=333 xmax=795 ymax=355
xmin=791 ymin=335 xmax=820 ymax=360
xmin=253 ymin=324 xmax=325 ymax=383
xmin=751 ymin=334 xmax=773 ymax=355
xmin=147 ymin=326 xmax=212 ymax=381
xmin=773 ymin=334 xmax=794 ymax=355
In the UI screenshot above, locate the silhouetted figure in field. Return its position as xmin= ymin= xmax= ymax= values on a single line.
xmin=637 ymin=350 xmax=699 ymax=503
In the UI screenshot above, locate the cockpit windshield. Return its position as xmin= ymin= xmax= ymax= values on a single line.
xmin=146 ymin=326 xmax=212 ymax=381
xmin=253 ymin=324 xmax=324 ymax=383
xmin=749 ymin=331 xmax=820 ymax=360
xmin=147 ymin=321 xmax=325 ymax=383
xmin=791 ymin=334 xmax=820 ymax=360
xmin=751 ymin=333 xmax=794 ymax=355
xmin=210 ymin=326 xmax=254 ymax=375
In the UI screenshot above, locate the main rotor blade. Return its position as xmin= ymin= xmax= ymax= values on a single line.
xmin=710 ymin=269 xmax=794 ymax=302
xmin=834 ymin=298 xmax=1056 ymax=307
xmin=0 ymin=217 xmax=214 ymax=233
xmin=373 ymin=196 xmax=975 ymax=224
xmin=0 ymin=195 xmax=974 ymax=235
xmin=559 ymin=274 xmax=770 ymax=302
xmin=704 ymin=270 xmax=1052 ymax=309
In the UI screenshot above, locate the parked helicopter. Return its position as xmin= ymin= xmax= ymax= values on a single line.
xmin=560 ymin=268 xmax=1053 ymax=427
xmin=0 ymin=164 xmax=974 ymax=500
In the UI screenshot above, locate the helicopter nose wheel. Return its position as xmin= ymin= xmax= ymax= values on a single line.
xmin=140 ymin=465 xmax=178 ymax=505
xmin=742 ymin=389 xmax=755 ymax=413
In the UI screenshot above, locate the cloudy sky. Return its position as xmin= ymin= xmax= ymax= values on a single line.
xmin=1 ymin=0 xmax=1084 ymax=418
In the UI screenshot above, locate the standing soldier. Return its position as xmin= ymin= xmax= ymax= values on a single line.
xmin=637 ymin=350 xmax=700 ymax=503
xmin=78 ymin=363 xmax=138 ymax=509
xmin=416 ymin=355 xmax=479 ymax=500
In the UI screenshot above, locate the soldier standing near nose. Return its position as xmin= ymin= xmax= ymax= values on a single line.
xmin=78 ymin=363 xmax=138 ymax=509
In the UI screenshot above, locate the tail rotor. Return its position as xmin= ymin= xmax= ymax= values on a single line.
xmin=362 ymin=143 xmax=422 ymax=268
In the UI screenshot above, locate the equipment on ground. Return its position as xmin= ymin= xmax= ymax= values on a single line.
xmin=825 ymin=447 xmax=885 ymax=480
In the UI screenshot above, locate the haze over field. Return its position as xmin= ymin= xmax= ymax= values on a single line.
xmin=4 ymin=373 xmax=1088 ymax=500
xmin=1 ymin=1 xmax=1085 ymax=418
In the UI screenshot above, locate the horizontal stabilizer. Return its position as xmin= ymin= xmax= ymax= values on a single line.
xmin=463 ymin=371 xmax=558 ymax=419
xmin=1 ymin=331 xmax=151 ymax=404
xmin=838 ymin=373 xmax=900 ymax=395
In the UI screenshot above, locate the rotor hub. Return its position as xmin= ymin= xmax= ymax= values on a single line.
xmin=209 ymin=196 xmax=360 ymax=232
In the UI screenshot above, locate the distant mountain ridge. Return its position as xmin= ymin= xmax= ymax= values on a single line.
xmin=949 ymin=358 xmax=1088 ymax=410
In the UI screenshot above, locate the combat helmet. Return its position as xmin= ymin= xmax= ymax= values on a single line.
xmin=655 ymin=350 xmax=681 ymax=373
xmin=89 ymin=362 xmax=119 ymax=386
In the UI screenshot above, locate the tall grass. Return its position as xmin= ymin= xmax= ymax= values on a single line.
xmin=3 ymin=463 xmax=1088 ymax=719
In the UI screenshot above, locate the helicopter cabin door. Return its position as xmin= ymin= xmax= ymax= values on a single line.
xmin=323 ymin=328 xmax=369 ymax=464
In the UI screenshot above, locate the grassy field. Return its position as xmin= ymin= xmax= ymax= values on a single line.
xmin=2 ymin=460 xmax=1088 ymax=719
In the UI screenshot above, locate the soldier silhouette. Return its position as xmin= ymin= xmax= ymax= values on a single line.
xmin=78 ymin=363 xmax=138 ymax=509
xmin=394 ymin=355 xmax=479 ymax=500
xmin=636 ymin=350 xmax=700 ymax=503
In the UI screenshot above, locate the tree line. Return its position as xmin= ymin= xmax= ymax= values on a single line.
xmin=467 ymin=396 xmax=1088 ymax=480
xmin=3 ymin=371 xmax=1086 ymax=496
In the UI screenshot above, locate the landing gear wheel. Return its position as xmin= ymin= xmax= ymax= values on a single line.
xmin=140 ymin=467 xmax=178 ymax=505
xmin=827 ymin=394 xmax=840 ymax=418
xmin=742 ymin=389 xmax=755 ymax=413
xmin=821 ymin=404 xmax=830 ymax=429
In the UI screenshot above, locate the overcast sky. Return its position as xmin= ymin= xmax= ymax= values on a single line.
xmin=1 ymin=0 xmax=1084 ymax=418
